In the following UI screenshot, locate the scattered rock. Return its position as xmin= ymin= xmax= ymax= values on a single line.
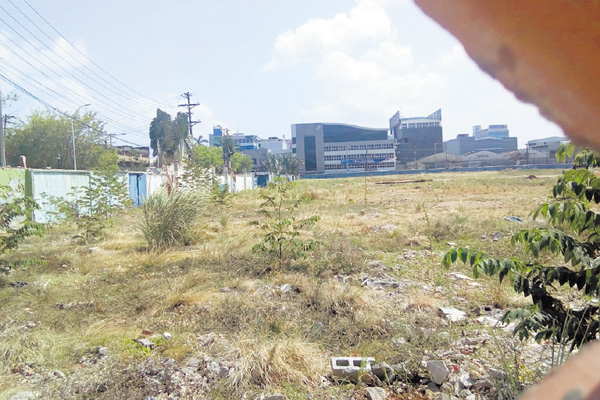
xmin=362 ymin=278 xmax=400 ymax=289
xmin=137 ymin=339 xmax=154 ymax=349
xmin=95 ymin=346 xmax=109 ymax=357
xmin=448 ymin=273 xmax=473 ymax=281
xmin=476 ymin=316 xmax=501 ymax=326
xmin=367 ymin=260 xmax=384 ymax=269
xmin=438 ymin=307 xmax=467 ymax=322
xmin=25 ymin=321 xmax=36 ymax=329
xmin=12 ymin=364 xmax=34 ymax=376
xmin=436 ymin=394 xmax=458 ymax=400
xmin=219 ymin=366 xmax=230 ymax=378
xmin=280 ymin=283 xmax=292 ymax=293
xmin=365 ymin=387 xmax=387 ymax=400
xmin=10 ymin=281 xmax=27 ymax=288
xmin=371 ymin=224 xmax=397 ymax=233
xmin=54 ymin=301 xmax=94 ymax=310
xmin=392 ymin=337 xmax=407 ymax=347
xmin=52 ymin=370 xmax=66 ymax=379
xmin=197 ymin=332 xmax=218 ymax=346
xmin=88 ymin=247 xmax=100 ymax=253
xmin=458 ymin=373 xmax=474 ymax=388
xmin=526 ymin=174 xmax=538 ymax=179
xmin=372 ymin=362 xmax=395 ymax=383
xmin=266 ymin=394 xmax=285 ymax=400
xmin=9 ymin=392 xmax=36 ymax=400
xmin=163 ymin=332 xmax=172 ymax=340
xmin=186 ymin=358 xmax=201 ymax=368
xmin=492 ymin=232 xmax=504 ymax=242
xmin=427 ymin=361 xmax=449 ymax=385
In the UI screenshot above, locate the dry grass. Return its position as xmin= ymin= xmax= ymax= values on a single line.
xmin=0 ymin=169 xmax=560 ymax=398
xmin=229 ymin=338 xmax=327 ymax=390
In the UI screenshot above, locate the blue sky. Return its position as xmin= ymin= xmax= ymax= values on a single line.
xmin=0 ymin=0 xmax=564 ymax=148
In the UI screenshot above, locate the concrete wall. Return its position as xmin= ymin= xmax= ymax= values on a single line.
xmin=28 ymin=169 xmax=91 ymax=223
xmin=218 ymin=173 xmax=254 ymax=193
xmin=146 ymin=173 xmax=166 ymax=197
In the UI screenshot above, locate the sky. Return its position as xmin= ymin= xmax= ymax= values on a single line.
xmin=0 ymin=0 xmax=564 ymax=149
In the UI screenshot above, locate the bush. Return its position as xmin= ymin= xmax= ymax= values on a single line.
xmin=141 ymin=188 xmax=207 ymax=250
xmin=443 ymin=144 xmax=600 ymax=351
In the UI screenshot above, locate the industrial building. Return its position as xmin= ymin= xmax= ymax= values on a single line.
xmin=292 ymin=123 xmax=395 ymax=174
xmin=390 ymin=109 xmax=443 ymax=166
xmin=444 ymin=125 xmax=517 ymax=156
xmin=527 ymin=136 xmax=568 ymax=159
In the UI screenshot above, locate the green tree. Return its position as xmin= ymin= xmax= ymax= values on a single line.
xmin=6 ymin=110 xmax=109 ymax=170
xmin=231 ymin=152 xmax=253 ymax=174
xmin=262 ymin=153 xmax=281 ymax=175
xmin=281 ymin=154 xmax=302 ymax=177
xmin=443 ymin=144 xmax=600 ymax=351
xmin=221 ymin=135 xmax=236 ymax=174
xmin=149 ymin=109 xmax=189 ymax=165
xmin=191 ymin=145 xmax=223 ymax=171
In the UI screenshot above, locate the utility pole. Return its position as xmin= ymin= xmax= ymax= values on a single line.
xmin=0 ymin=86 xmax=4 ymax=168
xmin=178 ymin=92 xmax=201 ymax=141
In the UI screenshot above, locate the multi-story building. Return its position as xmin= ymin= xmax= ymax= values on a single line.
xmin=292 ymin=123 xmax=395 ymax=174
xmin=209 ymin=125 xmax=225 ymax=147
xmin=444 ymin=134 xmax=517 ymax=155
xmin=473 ymin=124 xmax=509 ymax=140
xmin=444 ymin=124 xmax=517 ymax=156
xmin=259 ymin=137 xmax=291 ymax=154
xmin=390 ymin=109 xmax=443 ymax=166
xmin=231 ymin=134 xmax=260 ymax=151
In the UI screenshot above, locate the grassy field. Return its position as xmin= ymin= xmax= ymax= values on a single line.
xmin=0 ymin=169 xmax=562 ymax=399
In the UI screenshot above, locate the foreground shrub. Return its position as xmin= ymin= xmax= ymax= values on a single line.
xmin=141 ymin=188 xmax=206 ymax=250
xmin=252 ymin=176 xmax=320 ymax=271
xmin=443 ymin=145 xmax=600 ymax=351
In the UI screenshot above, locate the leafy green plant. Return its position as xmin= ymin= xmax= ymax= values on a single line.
xmin=0 ymin=185 xmax=42 ymax=258
xmin=442 ymin=144 xmax=600 ymax=351
xmin=45 ymin=171 xmax=130 ymax=242
xmin=252 ymin=176 xmax=320 ymax=270
xmin=141 ymin=188 xmax=207 ymax=250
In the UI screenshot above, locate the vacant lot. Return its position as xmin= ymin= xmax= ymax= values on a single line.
xmin=0 ymin=169 xmax=561 ymax=399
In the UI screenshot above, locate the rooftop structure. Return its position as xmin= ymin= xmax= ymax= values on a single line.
xmin=390 ymin=109 xmax=443 ymax=165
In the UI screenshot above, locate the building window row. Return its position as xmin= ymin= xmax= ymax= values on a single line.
xmin=323 ymin=143 xmax=394 ymax=151
xmin=324 ymin=162 xmax=395 ymax=170
xmin=400 ymin=122 xmax=440 ymax=129
xmin=324 ymin=153 xmax=394 ymax=161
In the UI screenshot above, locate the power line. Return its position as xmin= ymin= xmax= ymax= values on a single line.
xmin=0 ymin=73 xmax=147 ymax=146
xmin=20 ymin=0 xmax=163 ymax=106
xmin=0 ymin=18 xmax=144 ymax=124
xmin=6 ymin=0 xmax=161 ymax=109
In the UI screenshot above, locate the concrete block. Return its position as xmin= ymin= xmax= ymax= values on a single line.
xmin=331 ymin=357 xmax=375 ymax=383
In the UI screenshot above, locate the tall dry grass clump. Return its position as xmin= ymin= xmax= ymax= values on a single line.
xmin=141 ymin=188 xmax=207 ymax=250
xmin=229 ymin=338 xmax=326 ymax=391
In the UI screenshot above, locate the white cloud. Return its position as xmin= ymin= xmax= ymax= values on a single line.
xmin=264 ymin=0 xmax=447 ymax=127
xmin=264 ymin=0 xmax=394 ymax=70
